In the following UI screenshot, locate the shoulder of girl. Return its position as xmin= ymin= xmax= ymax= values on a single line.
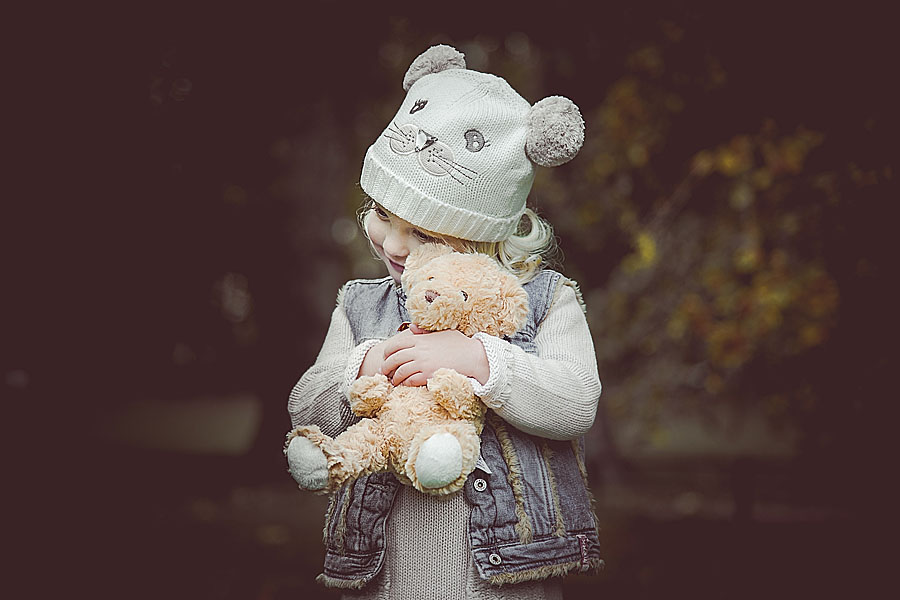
xmin=557 ymin=277 xmax=587 ymax=316
xmin=533 ymin=270 xmax=585 ymax=318
xmin=335 ymin=276 xmax=395 ymax=307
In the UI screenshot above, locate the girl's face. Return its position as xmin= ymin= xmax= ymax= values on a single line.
xmin=365 ymin=203 xmax=448 ymax=282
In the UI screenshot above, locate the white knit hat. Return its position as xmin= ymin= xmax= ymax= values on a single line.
xmin=360 ymin=45 xmax=585 ymax=242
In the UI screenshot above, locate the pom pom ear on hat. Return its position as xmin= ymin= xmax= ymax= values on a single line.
xmin=402 ymin=45 xmax=467 ymax=91
xmin=525 ymin=96 xmax=585 ymax=167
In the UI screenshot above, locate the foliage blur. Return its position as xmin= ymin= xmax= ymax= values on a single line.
xmin=9 ymin=3 xmax=897 ymax=599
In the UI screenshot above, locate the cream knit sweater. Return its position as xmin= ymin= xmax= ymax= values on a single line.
xmin=288 ymin=281 xmax=601 ymax=599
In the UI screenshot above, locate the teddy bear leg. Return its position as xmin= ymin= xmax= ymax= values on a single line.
xmin=406 ymin=421 xmax=481 ymax=495
xmin=329 ymin=418 xmax=390 ymax=484
xmin=349 ymin=373 xmax=393 ymax=417
xmin=284 ymin=426 xmax=331 ymax=491
xmin=286 ymin=420 xmax=389 ymax=492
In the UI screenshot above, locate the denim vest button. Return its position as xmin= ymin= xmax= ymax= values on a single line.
xmin=488 ymin=553 xmax=502 ymax=566
xmin=474 ymin=478 xmax=488 ymax=492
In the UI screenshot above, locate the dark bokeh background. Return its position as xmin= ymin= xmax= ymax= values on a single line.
xmin=9 ymin=3 xmax=897 ymax=599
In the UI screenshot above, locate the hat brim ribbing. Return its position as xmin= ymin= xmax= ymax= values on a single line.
xmin=360 ymin=147 xmax=523 ymax=243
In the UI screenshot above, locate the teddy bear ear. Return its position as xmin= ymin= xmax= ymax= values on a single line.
xmin=525 ymin=96 xmax=585 ymax=168
xmin=405 ymin=243 xmax=455 ymax=273
xmin=403 ymin=45 xmax=467 ymax=91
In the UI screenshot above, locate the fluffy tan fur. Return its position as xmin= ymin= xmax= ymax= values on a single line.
xmin=286 ymin=244 xmax=529 ymax=495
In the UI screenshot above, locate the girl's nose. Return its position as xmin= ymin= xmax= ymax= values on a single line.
xmin=382 ymin=228 xmax=409 ymax=258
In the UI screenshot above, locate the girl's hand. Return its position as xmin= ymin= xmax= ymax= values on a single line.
xmin=357 ymin=332 xmax=412 ymax=379
xmin=380 ymin=329 xmax=489 ymax=387
xmin=357 ymin=329 xmax=420 ymax=378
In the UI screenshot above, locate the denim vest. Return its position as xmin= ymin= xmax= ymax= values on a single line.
xmin=319 ymin=270 xmax=603 ymax=589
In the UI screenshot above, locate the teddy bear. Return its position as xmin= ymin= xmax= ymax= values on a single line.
xmin=284 ymin=243 xmax=529 ymax=495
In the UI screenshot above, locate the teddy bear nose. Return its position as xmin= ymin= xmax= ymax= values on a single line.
xmin=424 ymin=290 xmax=440 ymax=303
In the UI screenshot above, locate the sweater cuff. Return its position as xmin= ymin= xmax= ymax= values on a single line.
xmin=471 ymin=333 xmax=511 ymax=410
xmin=342 ymin=339 xmax=382 ymax=397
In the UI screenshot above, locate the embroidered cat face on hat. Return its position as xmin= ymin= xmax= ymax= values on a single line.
xmin=360 ymin=45 xmax=585 ymax=243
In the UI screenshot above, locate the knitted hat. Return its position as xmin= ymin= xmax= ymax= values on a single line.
xmin=360 ymin=45 xmax=585 ymax=242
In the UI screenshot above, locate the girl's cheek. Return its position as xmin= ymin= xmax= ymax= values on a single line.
xmin=366 ymin=216 xmax=386 ymax=247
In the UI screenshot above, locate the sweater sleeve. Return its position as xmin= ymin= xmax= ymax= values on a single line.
xmin=472 ymin=281 xmax=601 ymax=441
xmin=286 ymin=295 xmax=380 ymax=438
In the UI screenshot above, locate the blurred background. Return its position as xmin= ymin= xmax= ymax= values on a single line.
xmin=9 ymin=3 xmax=897 ymax=599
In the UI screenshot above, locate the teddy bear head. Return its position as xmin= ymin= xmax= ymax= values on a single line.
xmin=400 ymin=244 xmax=529 ymax=338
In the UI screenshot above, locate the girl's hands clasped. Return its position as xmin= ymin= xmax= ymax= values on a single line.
xmin=360 ymin=328 xmax=490 ymax=387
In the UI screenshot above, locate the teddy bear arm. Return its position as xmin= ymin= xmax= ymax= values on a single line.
xmin=427 ymin=368 xmax=481 ymax=419
xmin=349 ymin=373 xmax=392 ymax=417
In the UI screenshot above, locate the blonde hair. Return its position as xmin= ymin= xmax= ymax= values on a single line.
xmin=358 ymin=197 xmax=558 ymax=284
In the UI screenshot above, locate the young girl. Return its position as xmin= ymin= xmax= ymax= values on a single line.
xmin=286 ymin=45 xmax=603 ymax=599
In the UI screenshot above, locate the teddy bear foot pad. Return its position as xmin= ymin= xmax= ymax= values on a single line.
xmin=413 ymin=432 xmax=463 ymax=489
xmin=286 ymin=435 xmax=329 ymax=491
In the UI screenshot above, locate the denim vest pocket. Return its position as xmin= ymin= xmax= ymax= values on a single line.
xmin=320 ymin=472 xmax=400 ymax=589
xmin=465 ymin=417 xmax=603 ymax=584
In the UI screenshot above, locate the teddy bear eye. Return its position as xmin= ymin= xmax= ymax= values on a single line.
xmin=460 ymin=290 xmax=468 ymax=301
xmin=427 ymin=276 xmax=435 ymax=281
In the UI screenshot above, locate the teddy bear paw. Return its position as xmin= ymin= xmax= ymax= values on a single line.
xmin=413 ymin=432 xmax=463 ymax=489
xmin=349 ymin=373 xmax=392 ymax=417
xmin=286 ymin=436 xmax=329 ymax=491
